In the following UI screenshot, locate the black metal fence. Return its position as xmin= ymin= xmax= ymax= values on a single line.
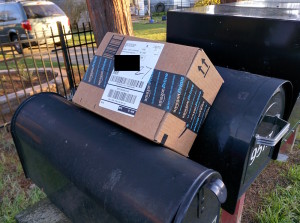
xmin=0 ymin=22 xmax=96 ymax=127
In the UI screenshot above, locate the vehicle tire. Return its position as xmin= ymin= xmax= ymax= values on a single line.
xmin=155 ymin=3 xmax=165 ymax=13
xmin=11 ymin=34 xmax=23 ymax=54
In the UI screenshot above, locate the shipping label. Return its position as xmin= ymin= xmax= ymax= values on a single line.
xmin=99 ymin=40 xmax=164 ymax=117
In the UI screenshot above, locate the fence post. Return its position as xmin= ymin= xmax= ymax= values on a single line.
xmin=57 ymin=21 xmax=75 ymax=97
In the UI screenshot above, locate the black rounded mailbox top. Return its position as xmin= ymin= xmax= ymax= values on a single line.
xmin=189 ymin=66 xmax=292 ymax=214
xmin=11 ymin=92 xmax=226 ymax=223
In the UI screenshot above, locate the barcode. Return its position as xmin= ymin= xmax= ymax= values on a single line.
xmin=103 ymin=35 xmax=124 ymax=59
xmin=107 ymin=89 xmax=137 ymax=104
xmin=110 ymin=75 xmax=144 ymax=89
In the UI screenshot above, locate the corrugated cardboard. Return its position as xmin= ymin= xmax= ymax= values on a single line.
xmin=73 ymin=32 xmax=224 ymax=156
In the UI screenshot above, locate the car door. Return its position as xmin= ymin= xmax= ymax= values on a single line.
xmin=1 ymin=4 xmax=23 ymax=43
xmin=22 ymin=2 xmax=70 ymax=44
xmin=0 ymin=5 xmax=8 ymax=43
xmin=22 ymin=2 xmax=69 ymax=43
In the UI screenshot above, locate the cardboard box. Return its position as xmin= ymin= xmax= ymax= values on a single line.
xmin=73 ymin=32 xmax=224 ymax=156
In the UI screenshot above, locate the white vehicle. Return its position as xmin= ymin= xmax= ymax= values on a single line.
xmin=0 ymin=1 xmax=71 ymax=53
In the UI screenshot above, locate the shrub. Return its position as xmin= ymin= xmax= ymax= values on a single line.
xmin=194 ymin=0 xmax=220 ymax=7
xmin=62 ymin=0 xmax=88 ymax=26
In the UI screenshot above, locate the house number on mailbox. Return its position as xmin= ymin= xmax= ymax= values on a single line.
xmin=249 ymin=131 xmax=274 ymax=166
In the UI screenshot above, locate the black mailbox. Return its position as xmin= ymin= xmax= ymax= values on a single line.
xmin=11 ymin=93 xmax=227 ymax=223
xmin=252 ymin=0 xmax=300 ymax=3
xmin=226 ymin=1 xmax=300 ymax=9
xmin=189 ymin=67 xmax=292 ymax=213
xmin=167 ymin=5 xmax=300 ymax=105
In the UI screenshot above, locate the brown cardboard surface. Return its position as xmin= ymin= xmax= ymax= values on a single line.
xmin=187 ymin=50 xmax=224 ymax=105
xmin=74 ymin=82 xmax=165 ymax=140
xmin=73 ymin=32 xmax=224 ymax=156
xmin=155 ymin=43 xmax=198 ymax=75
xmin=96 ymin=32 xmax=197 ymax=76
xmin=155 ymin=113 xmax=197 ymax=156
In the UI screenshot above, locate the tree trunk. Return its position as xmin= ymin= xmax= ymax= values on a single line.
xmin=86 ymin=0 xmax=133 ymax=46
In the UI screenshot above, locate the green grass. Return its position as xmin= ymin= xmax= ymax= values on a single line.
xmin=0 ymin=58 xmax=59 ymax=71
xmin=133 ymin=17 xmax=166 ymax=41
xmin=0 ymin=20 xmax=165 ymax=71
xmin=0 ymin=128 xmax=46 ymax=223
xmin=67 ymin=32 xmax=95 ymax=46
xmin=68 ymin=18 xmax=166 ymax=43
xmin=256 ymin=162 xmax=300 ymax=223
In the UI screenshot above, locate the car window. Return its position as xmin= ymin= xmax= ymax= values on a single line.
xmin=23 ymin=4 xmax=65 ymax=19
xmin=0 ymin=5 xmax=18 ymax=22
xmin=0 ymin=11 xmax=6 ymax=22
xmin=0 ymin=11 xmax=17 ymax=22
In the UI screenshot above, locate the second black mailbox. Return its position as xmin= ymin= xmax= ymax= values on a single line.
xmin=189 ymin=67 xmax=292 ymax=213
xmin=167 ymin=4 xmax=300 ymax=105
xmin=11 ymin=93 xmax=227 ymax=223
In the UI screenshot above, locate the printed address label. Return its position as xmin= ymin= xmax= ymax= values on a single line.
xmin=99 ymin=40 xmax=164 ymax=117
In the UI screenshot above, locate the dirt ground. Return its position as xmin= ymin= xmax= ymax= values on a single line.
xmin=242 ymin=141 xmax=300 ymax=222
xmin=0 ymin=70 xmax=57 ymax=96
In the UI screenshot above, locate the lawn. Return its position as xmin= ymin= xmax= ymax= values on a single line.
xmin=257 ymin=163 xmax=300 ymax=222
xmin=0 ymin=20 xmax=165 ymax=72
xmin=133 ymin=18 xmax=166 ymax=41
xmin=242 ymin=141 xmax=300 ymax=222
xmin=0 ymin=128 xmax=46 ymax=223
xmin=67 ymin=20 xmax=167 ymax=45
xmin=0 ymin=58 xmax=59 ymax=71
xmin=67 ymin=15 xmax=167 ymax=43
xmin=67 ymin=31 xmax=95 ymax=46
